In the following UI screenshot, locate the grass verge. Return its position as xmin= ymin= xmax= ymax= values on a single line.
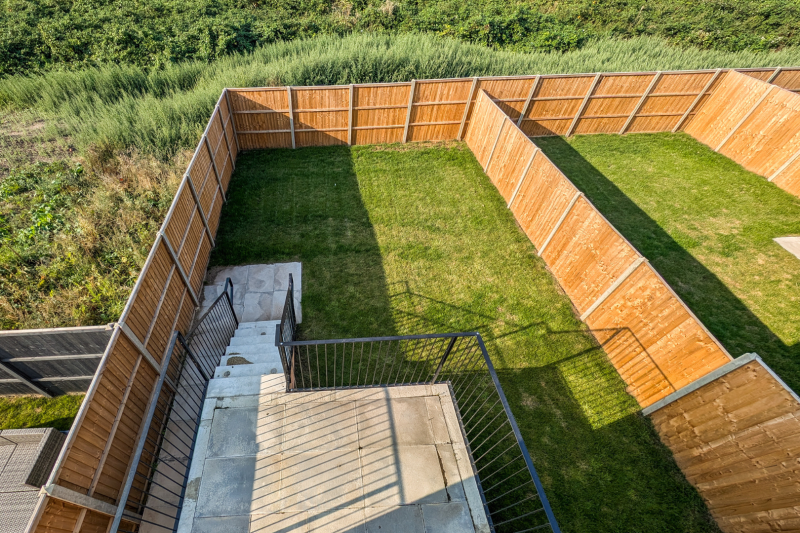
xmin=0 ymin=394 xmax=83 ymax=431
xmin=536 ymin=132 xmax=800 ymax=393
xmin=210 ymin=142 xmax=720 ymax=532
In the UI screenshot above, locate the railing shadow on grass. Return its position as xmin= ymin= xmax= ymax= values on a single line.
xmin=534 ymin=135 xmax=800 ymax=394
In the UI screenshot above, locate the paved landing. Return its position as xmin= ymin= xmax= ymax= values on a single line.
xmin=179 ymin=376 xmax=489 ymax=533
xmin=201 ymin=263 xmax=302 ymax=323
xmin=775 ymin=236 xmax=800 ymax=261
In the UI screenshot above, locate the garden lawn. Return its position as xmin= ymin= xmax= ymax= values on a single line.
xmin=0 ymin=394 xmax=83 ymax=430
xmin=536 ymin=133 xmax=800 ymax=393
xmin=210 ymin=142 xmax=720 ymax=533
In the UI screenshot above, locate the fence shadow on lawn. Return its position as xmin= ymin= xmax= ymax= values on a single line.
xmin=537 ymin=136 xmax=800 ymax=393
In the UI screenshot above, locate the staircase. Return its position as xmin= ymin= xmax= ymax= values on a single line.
xmin=213 ymin=320 xmax=284 ymax=380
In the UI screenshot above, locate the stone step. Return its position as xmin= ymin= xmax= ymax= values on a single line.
xmin=214 ymin=363 xmax=282 ymax=379
xmin=233 ymin=327 xmax=275 ymax=338
xmin=237 ymin=320 xmax=280 ymax=330
xmin=225 ymin=343 xmax=279 ymax=356
xmin=221 ymin=353 xmax=283 ymax=367
xmin=229 ymin=335 xmax=278 ymax=347
xmin=206 ymin=373 xmax=285 ymax=397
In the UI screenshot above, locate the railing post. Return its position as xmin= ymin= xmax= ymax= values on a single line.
xmin=430 ymin=337 xmax=457 ymax=384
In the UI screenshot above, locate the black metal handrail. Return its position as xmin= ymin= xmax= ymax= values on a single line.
xmin=185 ymin=277 xmax=239 ymax=377
xmin=111 ymin=278 xmax=239 ymax=533
xmin=275 ymin=278 xmax=561 ymax=532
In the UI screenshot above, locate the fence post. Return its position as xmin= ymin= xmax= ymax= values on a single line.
xmin=508 ymin=148 xmax=537 ymax=208
xmin=348 ymin=84 xmax=355 ymax=146
xmin=223 ymin=89 xmax=241 ymax=156
xmin=203 ymin=135 xmax=225 ymax=203
xmin=430 ymin=337 xmax=457 ymax=384
xmin=620 ymin=72 xmax=661 ymax=134
xmin=567 ymin=73 xmax=601 ymax=136
xmin=539 ymin=191 xmax=582 ymax=257
xmin=287 ymin=86 xmax=296 ymax=149
xmin=517 ymin=76 xmax=540 ymax=128
xmin=673 ymin=69 xmax=722 ymax=132
xmin=484 ymin=118 xmax=507 ymax=172
xmin=459 ymin=77 xmax=479 ymax=140
xmin=403 ymin=80 xmax=416 ymax=143
xmin=767 ymin=67 xmax=782 ymax=83
xmin=768 ymin=146 xmax=800 ymax=182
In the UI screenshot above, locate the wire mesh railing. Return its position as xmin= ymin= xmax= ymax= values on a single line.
xmin=275 ymin=281 xmax=561 ymax=532
xmin=111 ymin=279 xmax=238 ymax=533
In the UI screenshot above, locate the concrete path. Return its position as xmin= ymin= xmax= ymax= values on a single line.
xmin=178 ymin=334 xmax=489 ymax=533
xmin=201 ymin=263 xmax=302 ymax=323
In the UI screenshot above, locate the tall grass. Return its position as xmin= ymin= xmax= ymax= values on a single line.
xmin=3 ymin=33 xmax=800 ymax=159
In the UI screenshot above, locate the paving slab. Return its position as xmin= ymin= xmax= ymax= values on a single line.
xmin=248 ymin=264 xmax=276 ymax=293
xmin=356 ymin=397 xmax=435 ymax=448
xmin=280 ymin=450 xmax=363 ymax=511
xmin=207 ymin=405 xmax=283 ymax=457
xmin=283 ymin=401 xmax=359 ymax=451
xmin=274 ymin=262 xmax=302 ymax=292
xmin=421 ymin=502 xmax=475 ymax=533
xmin=364 ymin=506 xmax=425 ymax=533
xmin=306 ymin=508 xmax=366 ymax=533
xmin=193 ymin=515 xmax=250 ymax=533
xmin=250 ymin=512 xmax=308 ymax=533
xmin=360 ymin=446 xmax=447 ymax=507
xmin=775 ymin=236 xmax=800 ymax=260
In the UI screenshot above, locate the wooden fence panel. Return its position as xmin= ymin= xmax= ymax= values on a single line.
xmin=541 ymin=196 xmax=641 ymax=314
xmin=649 ymin=357 xmax=800 ymax=531
xmin=719 ymin=81 xmax=800 ymax=178
xmin=773 ymin=69 xmax=800 ymax=92
xmin=408 ymin=79 xmax=472 ymax=142
xmin=484 ymin=121 xmax=537 ymax=202
xmin=684 ymin=70 xmax=800 ymax=199
xmin=585 ymin=262 xmax=732 ymax=406
xmin=685 ymin=71 xmax=771 ymax=147
xmin=229 ymin=88 xmax=291 ymax=149
xmin=463 ymin=91 xmax=507 ymax=168
xmin=510 ymin=152 xmax=580 ymax=250
xmin=519 ymin=75 xmax=594 ymax=136
xmin=352 ymin=84 xmax=408 ymax=145
xmin=293 ymin=86 xmax=349 ymax=147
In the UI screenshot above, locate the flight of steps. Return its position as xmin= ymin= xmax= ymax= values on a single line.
xmin=212 ymin=320 xmax=284 ymax=380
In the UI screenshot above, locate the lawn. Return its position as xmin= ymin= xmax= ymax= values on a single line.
xmin=0 ymin=394 xmax=83 ymax=431
xmin=210 ymin=142 xmax=720 ymax=533
xmin=536 ymin=133 xmax=800 ymax=393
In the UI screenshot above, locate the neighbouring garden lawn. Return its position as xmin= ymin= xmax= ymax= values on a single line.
xmin=0 ymin=394 xmax=83 ymax=431
xmin=536 ymin=133 xmax=800 ymax=394
xmin=210 ymin=142 xmax=720 ymax=533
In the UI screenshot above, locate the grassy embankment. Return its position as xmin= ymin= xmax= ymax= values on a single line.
xmin=209 ymin=142 xmax=721 ymax=533
xmin=2 ymin=0 xmax=799 ymax=77
xmin=536 ymin=132 xmax=800 ymax=392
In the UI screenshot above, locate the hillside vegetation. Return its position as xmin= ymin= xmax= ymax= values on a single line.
xmin=1 ymin=33 xmax=799 ymax=330
xmin=2 ymin=0 xmax=800 ymax=76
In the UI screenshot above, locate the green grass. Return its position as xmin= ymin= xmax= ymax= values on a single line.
xmin=4 ymin=34 xmax=800 ymax=161
xmin=536 ymin=133 xmax=800 ymax=393
xmin=2 ymin=0 xmax=799 ymax=76
xmin=0 ymin=394 xmax=84 ymax=431
xmin=210 ymin=142 xmax=720 ymax=532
